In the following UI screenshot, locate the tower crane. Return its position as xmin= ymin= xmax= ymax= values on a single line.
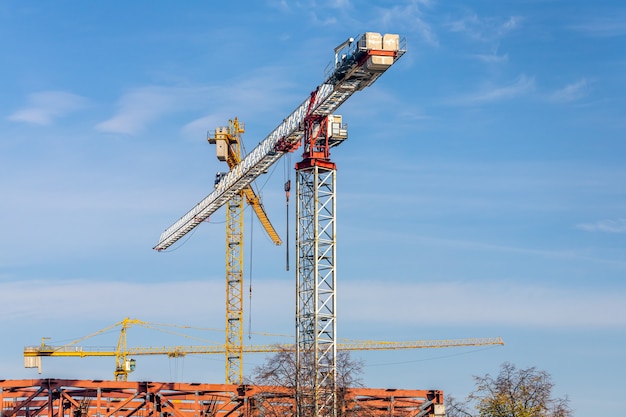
xmin=207 ymin=117 xmax=282 ymax=386
xmin=24 ymin=317 xmax=504 ymax=382
xmin=153 ymin=32 xmax=407 ymax=417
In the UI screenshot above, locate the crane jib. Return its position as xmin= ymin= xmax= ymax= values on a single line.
xmin=154 ymin=33 xmax=406 ymax=251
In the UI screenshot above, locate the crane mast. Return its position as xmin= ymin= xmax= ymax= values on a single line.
xmin=295 ymin=114 xmax=345 ymax=417
xmin=208 ymin=118 xmax=282 ymax=385
xmin=154 ymin=32 xmax=407 ymax=417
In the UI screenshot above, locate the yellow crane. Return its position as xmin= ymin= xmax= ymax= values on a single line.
xmin=207 ymin=117 xmax=282 ymax=385
xmin=24 ymin=318 xmax=504 ymax=382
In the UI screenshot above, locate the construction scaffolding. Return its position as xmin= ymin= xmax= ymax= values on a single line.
xmin=0 ymin=379 xmax=445 ymax=417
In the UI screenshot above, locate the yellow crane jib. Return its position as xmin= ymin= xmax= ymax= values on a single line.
xmin=25 ymin=323 xmax=504 ymax=382
xmin=23 ymin=318 xmax=213 ymax=381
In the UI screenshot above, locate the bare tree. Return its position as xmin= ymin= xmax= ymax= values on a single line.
xmin=248 ymin=347 xmax=364 ymax=389
xmin=246 ymin=347 xmax=366 ymax=417
xmin=249 ymin=347 xmax=299 ymax=387
xmin=446 ymin=362 xmax=572 ymax=417
xmin=446 ymin=395 xmax=474 ymax=417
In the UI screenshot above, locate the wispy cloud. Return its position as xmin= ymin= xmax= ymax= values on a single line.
xmin=8 ymin=91 xmax=88 ymax=125
xmin=577 ymin=218 xmax=626 ymax=233
xmin=341 ymin=280 xmax=626 ymax=328
xmin=4 ymin=277 xmax=624 ymax=330
xmin=549 ymin=78 xmax=589 ymax=103
xmin=96 ymin=67 xmax=297 ymax=136
xmin=1 ymin=279 xmax=225 ymax=324
xmin=95 ymin=86 xmax=202 ymax=135
xmin=571 ymin=16 xmax=626 ymax=38
xmin=267 ymin=0 xmax=289 ymax=12
xmin=329 ymin=0 xmax=351 ymax=8
xmin=376 ymin=0 xmax=438 ymax=46
xmin=446 ymin=10 xmax=521 ymax=64
xmin=474 ymin=51 xmax=508 ymax=63
xmin=448 ymin=12 xmax=522 ymax=42
xmin=445 ymin=74 xmax=534 ymax=106
xmin=266 ymin=0 xmax=345 ymax=26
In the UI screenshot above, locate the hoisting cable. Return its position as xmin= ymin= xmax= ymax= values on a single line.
xmin=284 ymin=154 xmax=292 ymax=271
xmin=248 ymin=204 xmax=254 ymax=340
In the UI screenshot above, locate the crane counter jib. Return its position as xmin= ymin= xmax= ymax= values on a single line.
xmin=154 ymin=32 xmax=406 ymax=251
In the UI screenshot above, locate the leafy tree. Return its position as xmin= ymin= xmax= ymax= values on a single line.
xmin=446 ymin=362 xmax=572 ymax=417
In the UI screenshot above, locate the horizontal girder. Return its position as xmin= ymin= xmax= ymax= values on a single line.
xmin=24 ymin=337 xmax=504 ymax=357
xmin=0 ymin=378 xmax=443 ymax=417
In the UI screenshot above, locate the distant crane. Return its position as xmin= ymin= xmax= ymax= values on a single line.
xmin=152 ymin=32 xmax=408 ymax=417
xmin=207 ymin=117 xmax=282 ymax=385
xmin=23 ymin=317 xmax=505 ymax=382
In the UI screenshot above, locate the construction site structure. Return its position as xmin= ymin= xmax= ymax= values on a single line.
xmin=153 ymin=32 xmax=407 ymax=417
xmin=23 ymin=318 xmax=504 ymax=382
xmin=207 ymin=117 xmax=282 ymax=386
xmin=0 ymin=379 xmax=446 ymax=417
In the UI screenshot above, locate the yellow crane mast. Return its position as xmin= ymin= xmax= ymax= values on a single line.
xmin=207 ymin=118 xmax=282 ymax=385
xmin=23 ymin=318 xmax=504 ymax=382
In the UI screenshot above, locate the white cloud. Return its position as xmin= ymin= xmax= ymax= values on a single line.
xmin=474 ymin=51 xmax=508 ymax=63
xmin=329 ymin=0 xmax=351 ymax=9
xmin=0 ymin=278 xmax=283 ymax=327
xmin=95 ymin=86 xmax=201 ymax=135
xmin=266 ymin=0 xmax=346 ymax=26
xmin=549 ymin=78 xmax=589 ymax=103
xmin=577 ymin=218 xmax=626 ymax=233
xmin=572 ymin=16 xmax=626 ymax=38
xmin=341 ymin=280 xmax=626 ymax=328
xmin=448 ymin=12 xmax=522 ymax=42
xmin=96 ymin=67 xmax=297 ymax=136
xmin=8 ymin=91 xmax=88 ymax=125
xmin=266 ymin=0 xmax=289 ymax=12
xmin=445 ymin=74 xmax=534 ymax=105
xmin=4 ymin=277 xmax=624 ymax=331
xmin=376 ymin=0 xmax=438 ymax=46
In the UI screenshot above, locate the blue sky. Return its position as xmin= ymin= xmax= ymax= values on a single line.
xmin=1 ymin=1 xmax=625 ymax=415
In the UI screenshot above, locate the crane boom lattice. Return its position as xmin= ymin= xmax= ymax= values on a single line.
xmin=24 ymin=320 xmax=504 ymax=382
xmin=153 ymin=33 xmax=406 ymax=252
